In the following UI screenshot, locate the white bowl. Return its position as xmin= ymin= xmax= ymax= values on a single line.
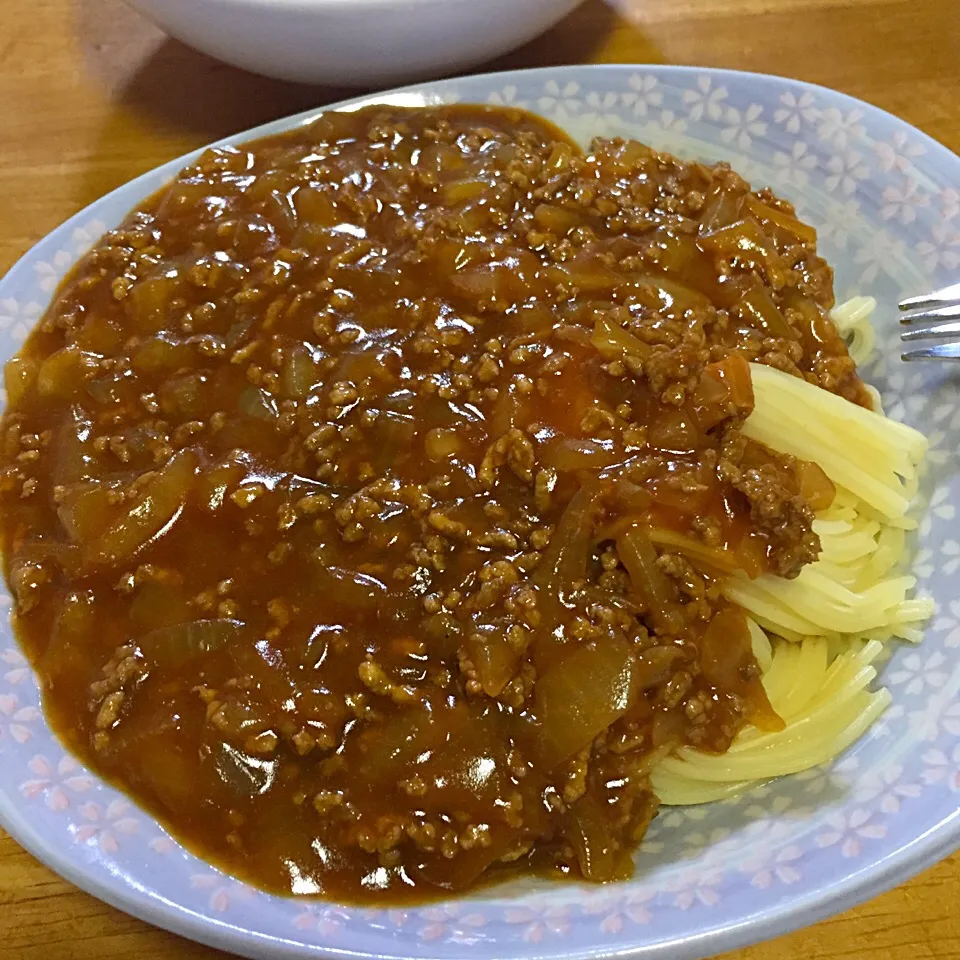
xmin=124 ymin=0 xmax=583 ymax=85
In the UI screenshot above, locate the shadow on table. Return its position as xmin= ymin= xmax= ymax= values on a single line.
xmin=73 ymin=0 xmax=350 ymax=140
xmin=76 ymin=0 xmax=661 ymax=141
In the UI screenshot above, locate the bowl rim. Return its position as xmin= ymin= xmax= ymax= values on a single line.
xmin=130 ymin=0 xmax=569 ymax=11
xmin=2 ymin=61 xmax=960 ymax=960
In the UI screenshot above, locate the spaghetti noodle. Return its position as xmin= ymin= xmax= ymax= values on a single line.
xmin=655 ymin=305 xmax=931 ymax=804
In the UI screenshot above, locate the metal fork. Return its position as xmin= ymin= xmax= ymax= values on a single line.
xmin=900 ymin=282 xmax=960 ymax=360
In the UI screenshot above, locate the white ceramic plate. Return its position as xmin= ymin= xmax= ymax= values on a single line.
xmin=1 ymin=65 xmax=959 ymax=960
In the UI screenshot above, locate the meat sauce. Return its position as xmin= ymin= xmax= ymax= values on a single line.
xmin=0 ymin=105 xmax=863 ymax=901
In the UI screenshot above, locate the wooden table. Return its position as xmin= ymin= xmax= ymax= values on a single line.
xmin=1 ymin=0 xmax=958 ymax=957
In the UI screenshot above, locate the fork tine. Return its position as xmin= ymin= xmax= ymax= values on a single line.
xmin=901 ymin=319 xmax=960 ymax=342
xmin=902 ymin=341 xmax=960 ymax=361
xmin=899 ymin=303 xmax=960 ymax=325
xmin=899 ymin=282 xmax=960 ymax=311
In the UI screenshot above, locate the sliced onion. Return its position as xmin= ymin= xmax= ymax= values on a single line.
xmin=280 ymin=346 xmax=317 ymax=400
xmin=698 ymin=606 xmax=783 ymax=732
xmin=646 ymin=528 xmax=741 ymax=576
xmin=736 ymin=285 xmax=795 ymax=339
xmin=744 ymin=194 xmax=817 ymax=244
xmin=84 ymin=449 xmax=197 ymax=567
xmin=239 ymin=385 xmax=279 ymax=420
xmin=796 ymin=459 xmax=836 ymax=511
xmin=591 ymin=315 xmax=650 ymax=361
xmin=139 ymin=617 xmax=245 ymax=667
xmin=4 ymin=356 xmax=37 ymax=406
xmin=545 ymin=438 xmax=618 ymax=472
xmin=535 ymin=633 xmax=638 ymax=769
xmin=616 ymin=525 xmax=680 ymax=634
xmin=564 ymin=791 xmax=633 ymax=882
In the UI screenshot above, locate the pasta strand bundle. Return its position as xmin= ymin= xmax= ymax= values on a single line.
xmin=652 ymin=637 xmax=890 ymax=804
xmin=654 ymin=315 xmax=931 ymax=805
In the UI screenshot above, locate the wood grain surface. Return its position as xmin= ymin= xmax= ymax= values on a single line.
xmin=1 ymin=1 xmax=959 ymax=957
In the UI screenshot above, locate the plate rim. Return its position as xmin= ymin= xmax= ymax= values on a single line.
xmin=1 ymin=62 xmax=959 ymax=960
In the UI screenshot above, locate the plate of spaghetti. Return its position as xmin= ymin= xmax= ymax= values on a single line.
xmin=0 ymin=65 xmax=957 ymax=960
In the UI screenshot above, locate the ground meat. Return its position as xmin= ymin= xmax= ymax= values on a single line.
xmin=0 ymin=102 xmax=863 ymax=905
xmin=735 ymin=465 xmax=820 ymax=578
